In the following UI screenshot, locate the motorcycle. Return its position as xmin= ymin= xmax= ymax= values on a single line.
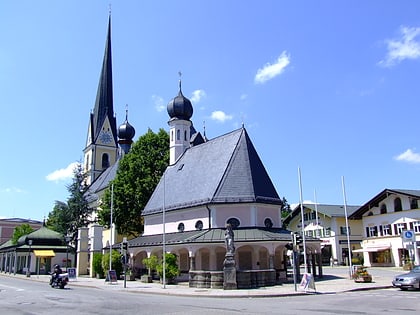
xmin=49 ymin=272 xmax=69 ymax=289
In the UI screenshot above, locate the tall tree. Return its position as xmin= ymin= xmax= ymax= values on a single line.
xmin=98 ymin=128 xmax=169 ymax=236
xmin=46 ymin=163 xmax=93 ymax=244
xmin=11 ymin=224 xmax=34 ymax=244
xmin=46 ymin=201 xmax=73 ymax=236
xmin=281 ymin=197 xmax=291 ymax=219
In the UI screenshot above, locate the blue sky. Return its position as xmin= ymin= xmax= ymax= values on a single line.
xmin=1 ymin=1 xmax=420 ymax=221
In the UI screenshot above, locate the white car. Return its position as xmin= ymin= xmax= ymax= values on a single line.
xmin=392 ymin=265 xmax=420 ymax=290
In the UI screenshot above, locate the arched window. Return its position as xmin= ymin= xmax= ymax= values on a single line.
xmin=178 ymin=223 xmax=185 ymax=232
xmin=171 ymin=130 xmax=174 ymax=141
xmin=184 ymin=130 xmax=187 ymax=141
xmin=227 ymin=218 xmax=240 ymax=229
xmin=394 ymin=197 xmax=402 ymax=212
xmin=410 ymin=198 xmax=418 ymax=209
xmin=380 ymin=204 xmax=387 ymax=214
xmin=367 ymin=211 xmax=373 ymax=216
xmin=195 ymin=220 xmax=203 ymax=231
xmin=177 ymin=129 xmax=180 ymax=140
xmin=264 ymin=218 xmax=273 ymax=228
xmin=101 ymin=153 xmax=110 ymax=169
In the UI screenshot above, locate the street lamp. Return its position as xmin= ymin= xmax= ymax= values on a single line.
xmin=65 ymin=234 xmax=72 ymax=271
xmin=26 ymin=240 xmax=32 ymax=277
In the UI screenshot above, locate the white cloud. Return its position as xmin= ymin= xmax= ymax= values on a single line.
xmin=152 ymin=95 xmax=165 ymax=112
xmin=240 ymin=94 xmax=248 ymax=101
xmin=379 ymin=26 xmax=420 ymax=67
xmin=254 ymin=51 xmax=291 ymax=84
xmin=191 ymin=89 xmax=206 ymax=103
xmin=46 ymin=162 xmax=79 ymax=182
xmin=210 ymin=110 xmax=233 ymax=123
xmin=395 ymin=149 xmax=420 ymax=164
xmin=1 ymin=187 xmax=26 ymax=194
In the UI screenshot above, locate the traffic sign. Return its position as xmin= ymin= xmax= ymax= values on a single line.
xmin=401 ymin=230 xmax=416 ymax=242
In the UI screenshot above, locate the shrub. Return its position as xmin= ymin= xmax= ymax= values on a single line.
xmin=92 ymin=252 xmax=104 ymax=277
xmin=142 ymin=255 xmax=158 ymax=275
xmin=102 ymin=250 xmax=123 ymax=277
xmin=156 ymin=253 xmax=179 ymax=281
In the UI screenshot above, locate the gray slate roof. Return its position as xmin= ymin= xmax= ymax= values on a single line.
xmin=90 ymin=16 xmax=117 ymax=145
xmin=85 ymin=159 xmax=120 ymax=202
xmin=283 ymin=203 xmax=360 ymax=224
xmin=143 ymin=128 xmax=282 ymax=215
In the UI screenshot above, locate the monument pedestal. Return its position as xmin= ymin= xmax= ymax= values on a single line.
xmin=223 ymin=253 xmax=237 ymax=290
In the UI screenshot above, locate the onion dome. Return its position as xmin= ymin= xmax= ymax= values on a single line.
xmin=118 ymin=110 xmax=136 ymax=141
xmin=167 ymin=80 xmax=193 ymax=120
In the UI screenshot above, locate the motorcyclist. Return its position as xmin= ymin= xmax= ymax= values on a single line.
xmin=51 ymin=264 xmax=62 ymax=284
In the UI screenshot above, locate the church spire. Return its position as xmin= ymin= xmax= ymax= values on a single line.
xmin=91 ymin=15 xmax=117 ymax=144
xmin=83 ymin=15 xmax=118 ymax=185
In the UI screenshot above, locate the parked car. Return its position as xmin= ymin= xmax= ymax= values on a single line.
xmin=392 ymin=265 xmax=420 ymax=290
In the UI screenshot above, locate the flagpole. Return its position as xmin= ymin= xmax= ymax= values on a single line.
xmin=341 ymin=176 xmax=353 ymax=278
xmin=109 ymin=183 xmax=114 ymax=272
xmin=298 ymin=167 xmax=308 ymax=274
xmin=162 ymin=171 xmax=166 ymax=289
xmin=314 ymin=189 xmax=319 ymax=238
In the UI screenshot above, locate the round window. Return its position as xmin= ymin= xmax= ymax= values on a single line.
xmin=227 ymin=218 xmax=240 ymax=229
xmin=178 ymin=223 xmax=185 ymax=232
xmin=195 ymin=220 xmax=203 ymax=230
xmin=264 ymin=218 xmax=273 ymax=228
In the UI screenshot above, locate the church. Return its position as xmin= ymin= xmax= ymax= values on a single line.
xmin=78 ymin=16 xmax=322 ymax=286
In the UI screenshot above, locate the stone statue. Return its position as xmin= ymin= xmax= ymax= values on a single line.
xmin=225 ymin=223 xmax=235 ymax=255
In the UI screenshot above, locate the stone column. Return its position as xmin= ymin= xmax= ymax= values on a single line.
xmin=269 ymin=254 xmax=275 ymax=269
xmin=189 ymin=256 xmax=196 ymax=271
xmin=223 ymin=253 xmax=237 ymax=290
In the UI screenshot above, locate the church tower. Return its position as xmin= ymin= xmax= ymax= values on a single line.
xmin=167 ymin=79 xmax=194 ymax=165
xmin=83 ymin=15 xmax=118 ymax=185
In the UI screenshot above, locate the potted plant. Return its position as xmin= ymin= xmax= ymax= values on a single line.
xmin=156 ymin=253 xmax=179 ymax=284
xmin=352 ymin=266 xmax=372 ymax=283
xmin=141 ymin=255 xmax=158 ymax=283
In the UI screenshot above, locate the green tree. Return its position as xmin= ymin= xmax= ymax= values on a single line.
xmin=46 ymin=163 xmax=93 ymax=245
xmin=46 ymin=201 xmax=73 ymax=236
xmin=102 ymin=250 xmax=123 ymax=276
xmin=280 ymin=197 xmax=291 ymax=219
xmin=11 ymin=224 xmax=34 ymax=244
xmin=98 ymin=128 xmax=169 ymax=236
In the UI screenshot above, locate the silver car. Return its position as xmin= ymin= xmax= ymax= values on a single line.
xmin=392 ymin=265 xmax=420 ymax=290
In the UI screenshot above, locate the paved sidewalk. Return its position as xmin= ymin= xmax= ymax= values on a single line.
xmin=1 ymin=266 xmax=403 ymax=298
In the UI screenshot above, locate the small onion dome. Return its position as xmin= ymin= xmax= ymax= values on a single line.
xmin=118 ymin=111 xmax=136 ymax=141
xmin=167 ymin=80 xmax=193 ymax=120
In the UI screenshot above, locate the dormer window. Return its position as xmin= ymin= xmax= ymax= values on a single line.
xmin=178 ymin=223 xmax=185 ymax=232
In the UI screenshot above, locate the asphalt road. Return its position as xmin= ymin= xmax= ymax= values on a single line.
xmin=1 ymin=274 xmax=419 ymax=314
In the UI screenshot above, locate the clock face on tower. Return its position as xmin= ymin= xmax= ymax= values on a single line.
xmin=99 ymin=130 xmax=113 ymax=144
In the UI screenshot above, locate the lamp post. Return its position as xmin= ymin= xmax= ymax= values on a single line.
xmin=26 ymin=240 xmax=32 ymax=277
xmin=65 ymin=234 xmax=71 ymax=271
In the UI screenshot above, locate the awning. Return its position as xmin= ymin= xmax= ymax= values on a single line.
xmin=33 ymin=250 xmax=55 ymax=257
xmin=353 ymin=246 xmax=390 ymax=253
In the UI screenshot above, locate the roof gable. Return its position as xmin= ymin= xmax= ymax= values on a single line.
xmin=349 ymin=188 xmax=420 ymax=219
xmin=284 ymin=203 xmax=360 ymax=224
xmin=143 ymin=128 xmax=282 ymax=215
